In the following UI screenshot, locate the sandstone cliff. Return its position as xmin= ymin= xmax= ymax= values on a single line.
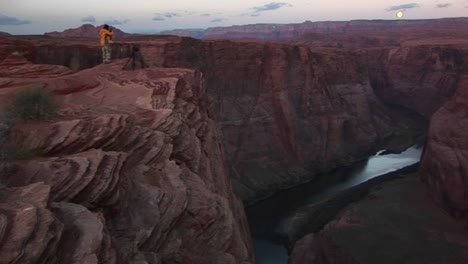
xmin=363 ymin=40 xmax=468 ymax=119
xmin=419 ymin=76 xmax=468 ymax=218
xmin=6 ymin=35 xmax=463 ymax=205
xmin=160 ymin=38 xmax=432 ymax=203
xmin=1 ymin=36 xmax=435 ymax=204
xmin=0 ymin=57 xmax=253 ymax=264
xmin=285 ymin=43 xmax=468 ymax=264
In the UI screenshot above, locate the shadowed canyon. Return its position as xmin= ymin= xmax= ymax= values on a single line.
xmin=1 ymin=18 xmax=468 ymax=263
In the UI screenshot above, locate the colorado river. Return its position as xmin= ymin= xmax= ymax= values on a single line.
xmin=246 ymin=145 xmax=423 ymax=264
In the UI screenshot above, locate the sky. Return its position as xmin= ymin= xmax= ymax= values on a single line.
xmin=1 ymin=0 xmax=468 ymax=34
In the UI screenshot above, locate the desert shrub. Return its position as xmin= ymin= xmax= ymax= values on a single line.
xmin=1 ymin=144 xmax=43 ymax=161
xmin=0 ymin=97 xmax=47 ymax=175
xmin=0 ymin=113 xmax=12 ymax=171
xmin=7 ymin=88 xmax=57 ymax=121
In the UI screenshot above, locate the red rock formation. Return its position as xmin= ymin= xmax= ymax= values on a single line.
xmin=45 ymin=24 xmax=130 ymax=39
xmin=160 ymin=38 xmax=427 ymax=202
xmin=364 ymin=40 xmax=468 ymax=118
xmin=51 ymin=202 xmax=117 ymax=264
xmin=420 ymin=76 xmax=468 ymax=218
xmin=0 ymin=61 xmax=253 ymax=263
xmin=0 ymin=183 xmax=63 ymax=263
xmin=0 ymin=31 xmax=11 ymax=36
xmin=0 ymin=36 xmax=431 ymax=203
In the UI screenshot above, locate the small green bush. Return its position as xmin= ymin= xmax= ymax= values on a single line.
xmin=0 ymin=144 xmax=43 ymax=161
xmin=7 ymin=88 xmax=57 ymax=121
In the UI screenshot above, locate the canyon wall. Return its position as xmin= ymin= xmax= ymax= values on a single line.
xmin=6 ymin=36 xmax=466 ymax=203
xmin=3 ymin=25 xmax=468 ymax=263
xmin=419 ymin=76 xmax=468 ymax=218
xmin=161 ymin=38 xmax=468 ymax=202
xmin=0 ymin=57 xmax=253 ymax=264
xmin=285 ymin=41 xmax=468 ymax=263
xmin=363 ymin=41 xmax=468 ymax=118
xmin=287 ymin=80 xmax=468 ymax=259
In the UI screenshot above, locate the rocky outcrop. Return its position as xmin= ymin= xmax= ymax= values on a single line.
xmin=0 ymin=182 xmax=117 ymax=264
xmin=0 ymin=61 xmax=253 ymax=264
xmin=419 ymin=76 xmax=468 ymax=218
xmin=45 ymin=24 xmax=130 ymax=39
xmin=0 ymin=183 xmax=63 ymax=264
xmin=289 ymin=175 xmax=468 ymax=264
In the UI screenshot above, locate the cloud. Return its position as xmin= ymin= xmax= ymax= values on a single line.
xmin=385 ymin=3 xmax=420 ymax=11
xmin=0 ymin=14 xmax=31 ymax=25
xmin=436 ymin=3 xmax=451 ymax=8
xmin=104 ymin=19 xmax=130 ymax=25
xmin=164 ymin=12 xmax=181 ymax=18
xmin=152 ymin=16 xmax=165 ymax=21
xmin=81 ymin=16 xmax=96 ymax=23
xmin=252 ymin=2 xmax=292 ymax=13
xmin=153 ymin=12 xmax=182 ymax=21
xmin=201 ymin=13 xmax=211 ymax=17
xmin=211 ymin=18 xmax=225 ymax=23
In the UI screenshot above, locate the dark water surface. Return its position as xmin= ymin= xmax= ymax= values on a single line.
xmin=247 ymin=146 xmax=423 ymax=264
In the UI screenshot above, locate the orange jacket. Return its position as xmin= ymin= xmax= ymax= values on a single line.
xmin=99 ymin=28 xmax=114 ymax=45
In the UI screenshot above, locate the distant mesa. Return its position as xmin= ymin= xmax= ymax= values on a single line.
xmin=44 ymin=24 xmax=131 ymax=39
xmin=161 ymin=17 xmax=468 ymax=40
xmin=0 ymin=31 xmax=11 ymax=36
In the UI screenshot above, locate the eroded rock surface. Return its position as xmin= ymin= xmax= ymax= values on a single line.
xmin=420 ymin=76 xmax=468 ymax=218
xmin=0 ymin=61 xmax=253 ymax=264
xmin=161 ymin=39 xmax=427 ymax=202
xmin=365 ymin=41 xmax=468 ymax=118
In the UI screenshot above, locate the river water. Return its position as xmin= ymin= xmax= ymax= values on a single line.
xmin=246 ymin=146 xmax=423 ymax=264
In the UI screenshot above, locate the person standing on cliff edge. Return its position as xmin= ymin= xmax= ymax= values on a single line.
xmin=99 ymin=24 xmax=113 ymax=64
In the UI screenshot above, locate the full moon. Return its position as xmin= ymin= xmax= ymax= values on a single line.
xmin=396 ymin=11 xmax=404 ymax=18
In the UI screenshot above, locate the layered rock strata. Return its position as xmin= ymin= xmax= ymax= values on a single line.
xmin=161 ymin=39 xmax=428 ymax=202
xmin=0 ymin=60 xmax=253 ymax=264
xmin=287 ymin=73 xmax=468 ymax=263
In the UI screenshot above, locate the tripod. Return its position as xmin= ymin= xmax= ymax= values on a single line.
xmin=122 ymin=46 xmax=149 ymax=70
